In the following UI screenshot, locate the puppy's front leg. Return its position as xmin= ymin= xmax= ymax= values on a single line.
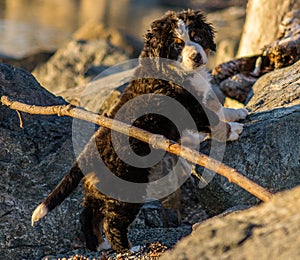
xmin=204 ymin=94 xmax=248 ymax=123
xmin=221 ymin=107 xmax=248 ymax=122
xmin=202 ymin=89 xmax=247 ymax=141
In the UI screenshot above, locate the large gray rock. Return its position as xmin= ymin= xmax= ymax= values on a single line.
xmin=196 ymin=60 xmax=300 ymax=216
xmin=247 ymin=60 xmax=300 ymax=112
xmin=207 ymin=6 xmax=246 ymax=67
xmin=72 ymin=21 xmax=143 ymax=59
xmin=0 ymin=63 xmax=81 ymax=259
xmin=0 ymin=50 xmax=54 ymax=72
xmin=237 ymin=0 xmax=299 ymax=57
xmin=161 ymin=185 xmax=300 ymax=260
xmin=32 ymin=38 xmax=129 ymax=95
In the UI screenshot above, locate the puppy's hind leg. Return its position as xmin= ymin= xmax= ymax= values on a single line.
xmin=80 ymin=200 xmax=109 ymax=251
xmin=103 ymin=202 xmax=141 ymax=253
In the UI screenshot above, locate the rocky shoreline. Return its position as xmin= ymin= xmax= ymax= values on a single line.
xmin=1 ymin=3 xmax=300 ymax=260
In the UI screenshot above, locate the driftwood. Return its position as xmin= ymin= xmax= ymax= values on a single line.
xmin=264 ymin=8 xmax=300 ymax=69
xmin=1 ymin=95 xmax=274 ymax=202
xmin=213 ymin=8 xmax=300 ymax=103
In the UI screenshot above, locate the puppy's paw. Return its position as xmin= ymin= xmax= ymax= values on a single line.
xmin=228 ymin=122 xmax=244 ymax=141
xmin=130 ymin=245 xmax=143 ymax=253
xmin=180 ymin=129 xmax=208 ymax=149
xmin=222 ymin=107 xmax=248 ymax=122
xmin=97 ymin=238 xmax=111 ymax=251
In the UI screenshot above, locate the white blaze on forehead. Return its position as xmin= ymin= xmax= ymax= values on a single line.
xmin=175 ymin=18 xmax=208 ymax=67
xmin=175 ymin=19 xmax=189 ymax=42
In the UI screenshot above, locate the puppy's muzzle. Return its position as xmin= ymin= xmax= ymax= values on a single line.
xmin=181 ymin=44 xmax=207 ymax=69
xmin=193 ymin=53 xmax=203 ymax=66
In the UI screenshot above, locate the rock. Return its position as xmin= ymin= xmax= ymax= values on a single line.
xmin=34 ymin=21 xmax=142 ymax=107
xmin=246 ymin=59 xmax=300 ymax=112
xmin=218 ymin=73 xmax=257 ymax=103
xmin=0 ymin=50 xmax=54 ymax=72
xmin=214 ymin=39 xmax=238 ymax=65
xmin=262 ymin=8 xmax=300 ymax=69
xmin=237 ymin=0 xmax=299 ymax=57
xmin=72 ymin=21 xmax=143 ymax=58
xmin=160 ymin=185 xmax=300 ymax=259
xmin=132 ymin=201 xmax=166 ymax=228
xmin=190 ymin=0 xmax=247 ymax=12
xmin=0 ymin=63 xmax=81 ymax=259
xmin=212 ymin=9 xmax=300 ymax=104
xmin=207 ymin=7 xmax=246 ymax=69
xmin=32 ymin=38 xmax=129 ymax=96
xmin=195 ymin=60 xmax=300 ymax=216
xmin=132 ymin=200 xmax=180 ymax=228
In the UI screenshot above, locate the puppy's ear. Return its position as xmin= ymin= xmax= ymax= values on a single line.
xmin=140 ymin=27 xmax=161 ymax=58
xmin=210 ymin=40 xmax=216 ymax=52
xmin=194 ymin=10 xmax=216 ymax=52
xmin=140 ymin=12 xmax=177 ymax=58
xmin=206 ymin=23 xmax=216 ymax=52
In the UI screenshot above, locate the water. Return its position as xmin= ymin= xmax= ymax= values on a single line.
xmin=0 ymin=0 xmax=189 ymax=58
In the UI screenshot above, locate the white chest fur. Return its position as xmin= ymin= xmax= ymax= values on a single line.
xmin=188 ymin=68 xmax=212 ymax=105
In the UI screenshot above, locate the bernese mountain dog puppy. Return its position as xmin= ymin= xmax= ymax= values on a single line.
xmin=31 ymin=9 xmax=248 ymax=253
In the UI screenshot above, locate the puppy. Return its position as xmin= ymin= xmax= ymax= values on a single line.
xmin=32 ymin=9 xmax=248 ymax=253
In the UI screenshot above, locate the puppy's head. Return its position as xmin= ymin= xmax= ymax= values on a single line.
xmin=140 ymin=9 xmax=216 ymax=70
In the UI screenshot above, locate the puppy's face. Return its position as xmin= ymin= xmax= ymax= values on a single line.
xmin=141 ymin=9 xmax=216 ymax=70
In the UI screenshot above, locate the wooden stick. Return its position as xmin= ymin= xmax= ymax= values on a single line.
xmin=1 ymin=96 xmax=274 ymax=202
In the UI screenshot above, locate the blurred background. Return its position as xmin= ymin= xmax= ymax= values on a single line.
xmin=0 ymin=0 xmax=247 ymax=63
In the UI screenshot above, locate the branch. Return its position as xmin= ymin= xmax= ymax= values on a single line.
xmin=1 ymin=96 xmax=274 ymax=202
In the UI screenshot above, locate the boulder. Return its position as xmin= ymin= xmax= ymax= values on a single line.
xmin=0 ymin=50 xmax=54 ymax=72
xmin=31 ymin=22 xmax=143 ymax=107
xmin=190 ymin=0 xmax=247 ymax=11
xmin=195 ymin=60 xmax=300 ymax=216
xmin=72 ymin=21 xmax=143 ymax=58
xmin=246 ymin=60 xmax=300 ymax=112
xmin=212 ymin=8 xmax=300 ymax=104
xmin=161 ymin=185 xmax=300 ymax=260
xmin=32 ymin=38 xmax=129 ymax=96
xmin=237 ymin=0 xmax=299 ymax=57
xmin=0 ymin=63 xmax=81 ymax=259
xmin=206 ymin=6 xmax=246 ymax=68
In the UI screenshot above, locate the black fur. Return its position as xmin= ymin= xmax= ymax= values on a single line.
xmin=32 ymin=9 xmax=231 ymax=253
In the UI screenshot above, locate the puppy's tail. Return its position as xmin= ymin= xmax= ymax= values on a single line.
xmin=31 ymin=162 xmax=84 ymax=226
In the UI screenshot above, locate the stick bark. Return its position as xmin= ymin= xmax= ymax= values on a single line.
xmin=1 ymin=96 xmax=274 ymax=202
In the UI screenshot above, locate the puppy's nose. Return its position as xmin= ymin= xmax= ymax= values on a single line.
xmin=193 ymin=53 xmax=203 ymax=65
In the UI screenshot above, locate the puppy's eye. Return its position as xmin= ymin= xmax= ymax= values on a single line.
xmin=193 ymin=36 xmax=202 ymax=43
xmin=174 ymin=38 xmax=183 ymax=45
xmin=190 ymin=31 xmax=195 ymax=37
